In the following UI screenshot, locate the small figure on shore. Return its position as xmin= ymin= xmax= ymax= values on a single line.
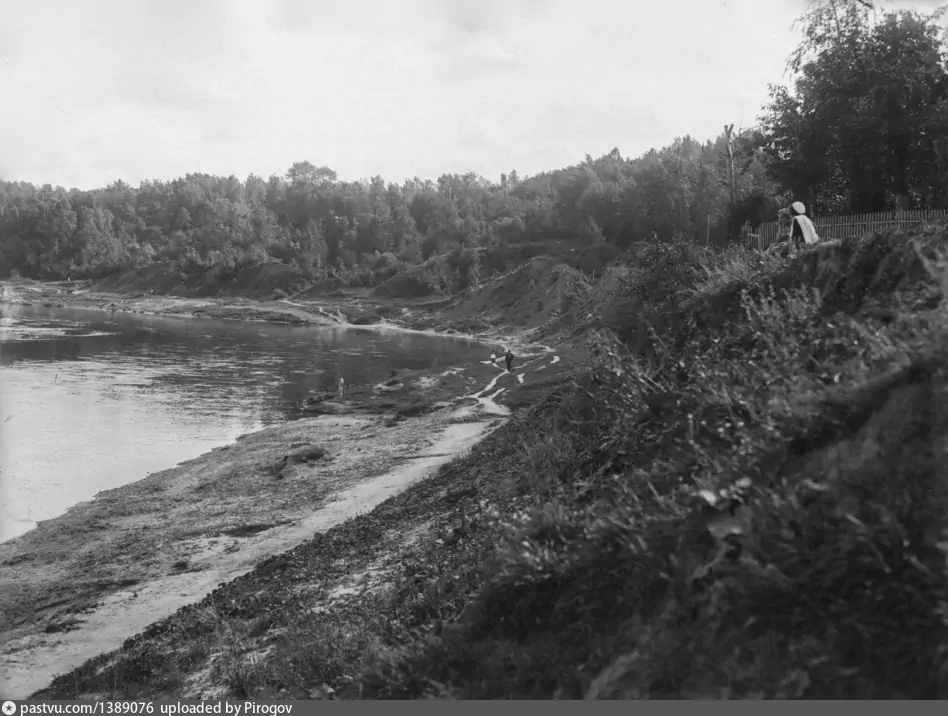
xmin=788 ymin=201 xmax=820 ymax=251
xmin=504 ymin=348 xmax=514 ymax=372
xmin=338 ymin=376 xmax=345 ymax=400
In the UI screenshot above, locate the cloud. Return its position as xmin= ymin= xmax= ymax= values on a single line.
xmin=277 ymin=0 xmax=320 ymax=31
xmin=6 ymin=0 xmax=936 ymax=190
xmin=426 ymin=0 xmax=568 ymax=82
xmin=432 ymin=0 xmax=561 ymax=36
xmin=434 ymin=0 xmax=500 ymax=36
xmin=435 ymin=34 xmax=524 ymax=82
xmin=456 ymin=109 xmax=506 ymax=150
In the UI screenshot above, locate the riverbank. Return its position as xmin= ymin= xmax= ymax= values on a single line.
xmin=11 ymin=226 xmax=948 ymax=699
xmin=0 ymin=279 xmax=515 ymax=346
xmin=0 ymin=279 xmax=349 ymax=329
xmin=23 ymin=402 xmax=553 ymax=700
xmin=0 ymin=255 xmax=586 ymax=352
xmin=0 ymin=290 xmax=572 ymax=698
xmin=0 ymin=392 xmax=509 ymax=698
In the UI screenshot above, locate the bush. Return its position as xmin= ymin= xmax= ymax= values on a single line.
xmin=372 ymin=271 xmax=435 ymax=299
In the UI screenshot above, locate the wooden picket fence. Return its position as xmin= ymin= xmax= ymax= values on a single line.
xmin=742 ymin=209 xmax=948 ymax=252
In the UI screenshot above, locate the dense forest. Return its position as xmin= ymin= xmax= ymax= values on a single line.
xmin=1 ymin=1 xmax=946 ymax=291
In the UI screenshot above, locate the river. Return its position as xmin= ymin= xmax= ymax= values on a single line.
xmin=0 ymin=302 xmax=486 ymax=543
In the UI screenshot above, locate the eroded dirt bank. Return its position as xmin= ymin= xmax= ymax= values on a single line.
xmin=0 ymin=279 xmax=477 ymax=340
xmin=0 ymin=262 xmax=578 ymax=347
xmin=0 ymin=279 xmax=349 ymax=328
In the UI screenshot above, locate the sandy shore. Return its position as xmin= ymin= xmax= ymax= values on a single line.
xmin=0 ymin=278 xmax=568 ymax=699
xmin=0 ymin=394 xmax=507 ymax=699
xmin=0 ymin=279 xmax=547 ymax=353
xmin=0 ymin=279 xmax=347 ymax=328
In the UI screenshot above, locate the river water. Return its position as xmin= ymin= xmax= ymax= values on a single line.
xmin=0 ymin=302 xmax=486 ymax=543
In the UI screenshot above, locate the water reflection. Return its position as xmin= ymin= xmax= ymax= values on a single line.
xmin=0 ymin=303 xmax=485 ymax=542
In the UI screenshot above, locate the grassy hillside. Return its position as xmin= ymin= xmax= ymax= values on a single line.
xmin=33 ymin=223 xmax=948 ymax=700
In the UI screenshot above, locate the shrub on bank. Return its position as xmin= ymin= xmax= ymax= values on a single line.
xmin=372 ymin=269 xmax=436 ymax=299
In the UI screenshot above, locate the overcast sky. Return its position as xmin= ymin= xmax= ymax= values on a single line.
xmin=0 ymin=0 xmax=944 ymax=190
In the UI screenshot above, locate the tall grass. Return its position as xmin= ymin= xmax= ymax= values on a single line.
xmin=357 ymin=228 xmax=948 ymax=699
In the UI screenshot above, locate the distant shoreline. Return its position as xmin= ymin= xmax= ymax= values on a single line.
xmin=0 ymin=278 xmax=530 ymax=351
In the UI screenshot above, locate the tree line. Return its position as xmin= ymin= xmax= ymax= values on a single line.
xmin=1 ymin=0 xmax=945 ymax=289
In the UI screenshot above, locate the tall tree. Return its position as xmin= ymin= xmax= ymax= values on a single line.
xmin=759 ymin=0 xmax=948 ymax=212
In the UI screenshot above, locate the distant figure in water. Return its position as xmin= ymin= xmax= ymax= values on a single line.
xmin=504 ymin=349 xmax=514 ymax=372
xmin=338 ymin=376 xmax=345 ymax=400
xmin=490 ymin=352 xmax=497 ymax=365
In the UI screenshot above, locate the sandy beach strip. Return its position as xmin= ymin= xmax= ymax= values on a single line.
xmin=0 ymin=400 xmax=504 ymax=699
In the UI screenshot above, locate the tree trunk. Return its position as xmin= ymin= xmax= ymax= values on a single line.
xmin=724 ymin=124 xmax=736 ymax=209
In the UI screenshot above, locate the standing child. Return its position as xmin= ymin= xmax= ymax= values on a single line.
xmin=788 ymin=201 xmax=820 ymax=251
xmin=504 ymin=349 xmax=514 ymax=372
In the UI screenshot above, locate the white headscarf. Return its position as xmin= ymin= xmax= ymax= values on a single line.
xmin=791 ymin=201 xmax=806 ymax=215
